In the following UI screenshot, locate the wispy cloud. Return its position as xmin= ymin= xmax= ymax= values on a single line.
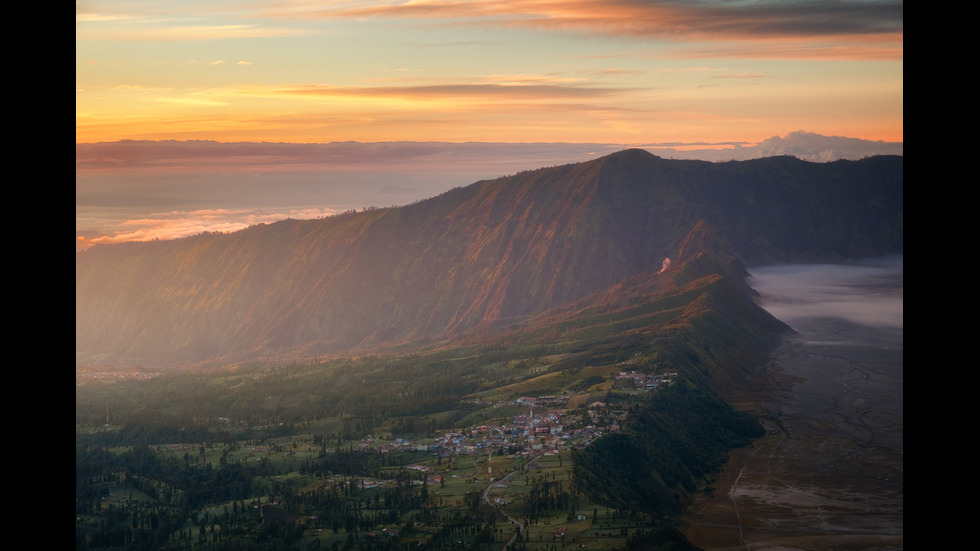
xmin=79 ymin=23 xmax=314 ymax=41
xmin=74 ymin=140 xmax=622 ymax=173
xmin=150 ymin=24 xmax=314 ymax=40
xmin=80 ymin=1 xmax=901 ymax=55
xmin=666 ymin=37 xmax=903 ymax=61
xmin=76 ymin=207 xmax=341 ymax=249
xmin=269 ymin=0 xmax=902 ymax=41
xmin=270 ymin=82 xmax=625 ymax=101
xmin=75 ymin=12 xmax=141 ymax=23
xmin=76 ymin=3 xmax=315 ymax=41
xmin=76 ymin=0 xmax=902 ymax=147
xmin=154 ymin=96 xmax=230 ymax=107
xmin=75 ymin=135 xmax=902 ymax=251
xmin=715 ymin=73 xmax=764 ymax=80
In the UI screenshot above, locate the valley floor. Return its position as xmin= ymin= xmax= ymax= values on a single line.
xmin=681 ymin=316 xmax=903 ymax=551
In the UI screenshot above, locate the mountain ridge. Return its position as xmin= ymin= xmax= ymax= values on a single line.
xmin=75 ymin=132 xmax=901 ymax=252
xmin=76 ymin=150 xmax=902 ymax=370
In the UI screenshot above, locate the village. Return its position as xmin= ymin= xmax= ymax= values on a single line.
xmin=138 ymin=369 xmax=680 ymax=506
xmin=145 ymin=370 xmax=678 ymax=467
xmin=88 ymin=368 xmax=685 ymax=550
xmin=341 ymin=371 xmax=679 ymax=480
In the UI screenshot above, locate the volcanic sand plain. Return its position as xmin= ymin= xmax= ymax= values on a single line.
xmin=683 ymin=314 xmax=903 ymax=551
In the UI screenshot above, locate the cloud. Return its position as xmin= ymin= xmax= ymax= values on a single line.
xmin=272 ymin=82 xmax=625 ymax=101
xmin=715 ymin=73 xmax=763 ymax=80
xmin=154 ymin=96 xmax=230 ymax=107
xmin=75 ymin=13 xmax=140 ymax=23
xmin=235 ymin=0 xmax=903 ymax=64
xmin=75 ymin=140 xmax=623 ymax=173
xmin=76 ymin=206 xmax=342 ymax=250
xmin=75 ymin=135 xmax=902 ymax=250
xmin=76 ymin=12 xmax=315 ymax=41
xmin=666 ymin=38 xmax=903 ymax=61
xmin=112 ymin=84 xmax=167 ymax=91
xmin=152 ymin=24 xmax=312 ymax=40
xmin=748 ymin=257 xmax=904 ymax=331
xmin=77 ymin=0 xmax=902 ymax=64
xmin=275 ymin=0 xmax=902 ymax=41
xmin=74 ymin=140 xmax=630 ymax=249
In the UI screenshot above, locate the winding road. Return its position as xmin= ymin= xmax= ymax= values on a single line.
xmin=482 ymin=454 xmax=541 ymax=551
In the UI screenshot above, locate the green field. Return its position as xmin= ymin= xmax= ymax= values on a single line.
xmin=77 ymin=265 xmax=776 ymax=551
xmin=77 ymin=370 xmax=678 ymax=551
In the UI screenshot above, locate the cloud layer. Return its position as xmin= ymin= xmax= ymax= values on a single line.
xmin=265 ymin=0 xmax=903 ymax=43
xmin=76 ymin=133 xmax=902 ymax=251
xmin=747 ymin=256 xmax=904 ymax=332
xmin=76 ymin=0 xmax=903 ymax=145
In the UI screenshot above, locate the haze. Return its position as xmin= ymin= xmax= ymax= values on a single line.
xmin=747 ymin=255 xmax=904 ymax=335
xmin=75 ymin=133 xmax=902 ymax=250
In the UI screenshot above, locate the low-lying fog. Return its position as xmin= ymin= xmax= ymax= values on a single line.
xmin=703 ymin=263 xmax=903 ymax=550
xmin=747 ymin=255 xmax=903 ymax=336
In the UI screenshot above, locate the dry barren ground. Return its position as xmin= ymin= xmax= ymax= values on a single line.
xmin=682 ymin=316 xmax=903 ymax=551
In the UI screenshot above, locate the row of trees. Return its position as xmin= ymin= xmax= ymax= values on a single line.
xmin=571 ymin=380 xmax=764 ymax=517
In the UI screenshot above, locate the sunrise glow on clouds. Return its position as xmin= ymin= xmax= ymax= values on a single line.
xmin=76 ymin=0 xmax=902 ymax=247
xmin=76 ymin=207 xmax=343 ymax=249
xmin=76 ymin=0 xmax=902 ymax=144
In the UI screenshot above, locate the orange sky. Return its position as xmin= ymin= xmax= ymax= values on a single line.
xmin=76 ymin=0 xmax=902 ymax=249
xmin=76 ymin=0 xmax=903 ymax=146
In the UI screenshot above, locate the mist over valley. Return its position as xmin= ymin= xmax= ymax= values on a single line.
xmin=748 ymin=255 xmax=903 ymax=334
xmin=681 ymin=257 xmax=903 ymax=548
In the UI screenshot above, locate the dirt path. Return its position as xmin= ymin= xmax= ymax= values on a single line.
xmin=484 ymin=454 xmax=540 ymax=551
xmin=683 ymin=316 xmax=903 ymax=551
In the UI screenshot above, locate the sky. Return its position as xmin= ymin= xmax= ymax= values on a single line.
xmin=76 ymin=0 xmax=903 ymax=249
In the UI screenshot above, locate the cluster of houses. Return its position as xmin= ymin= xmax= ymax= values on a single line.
xmin=446 ymin=399 xmax=626 ymax=458
xmin=349 ymin=394 xmax=637 ymax=464
xmin=150 ymin=373 xmax=678 ymax=477
xmin=614 ymin=371 xmax=677 ymax=391
xmin=76 ymin=368 xmax=161 ymax=385
xmin=347 ymin=372 xmax=680 ymax=464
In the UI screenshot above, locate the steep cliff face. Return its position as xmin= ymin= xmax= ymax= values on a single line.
xmin=76 ymin=150 xmax=902 ymax=369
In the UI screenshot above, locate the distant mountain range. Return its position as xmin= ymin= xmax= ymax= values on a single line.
xmin=650 ymin=130 xmax=903 ymax=162
xmin=76 ymin=149 xmax=903 ymax=370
